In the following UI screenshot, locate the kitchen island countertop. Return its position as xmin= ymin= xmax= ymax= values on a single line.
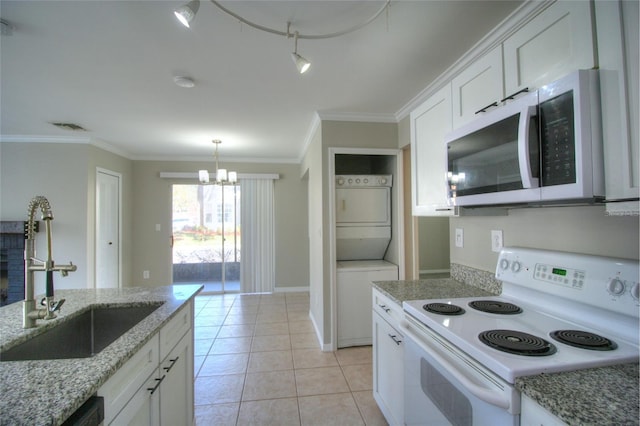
xmin=373 ymin=279 xmax=639 ymax=426
xmin=0 ymin=284 xmax=202 ymax=426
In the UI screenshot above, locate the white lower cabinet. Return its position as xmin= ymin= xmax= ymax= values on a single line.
xmin=372 ymin=289 xmax=404 ymax=426
xmin=111 ymin=368 xmax=161 ymax=425
xmin=99 ymin=300 xmax=194 ymax=426
xmin=160 ymin=332 xmax=194 ymax=426
xmin=520 ymin=394 xmax=567 ymax=426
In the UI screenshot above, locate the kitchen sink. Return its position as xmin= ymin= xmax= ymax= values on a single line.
xmin=0 ymin=304 xmax=163 ymax=361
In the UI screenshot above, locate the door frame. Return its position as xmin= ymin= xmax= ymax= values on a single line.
xmin=96 ymin=167 xmax=122 ymax=289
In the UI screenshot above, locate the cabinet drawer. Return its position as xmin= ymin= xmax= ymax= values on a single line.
xmin=99 ymin=334 xmax=159 ymax=425
xmin=372 ymin=289 xmax=403 ymax=327
xmin=160 ymin=301 xmax=193 ymax=360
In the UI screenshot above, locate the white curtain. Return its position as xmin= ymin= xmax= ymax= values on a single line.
xmin=240 ymin=178 xmax=275 ymax=293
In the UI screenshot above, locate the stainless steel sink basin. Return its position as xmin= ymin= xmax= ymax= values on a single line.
xmin=0 ymin=304 xmax=163 ymax=361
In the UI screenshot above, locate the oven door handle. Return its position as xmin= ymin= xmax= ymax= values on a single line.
xmin=399 ymin=319 xmax=513 ymax=411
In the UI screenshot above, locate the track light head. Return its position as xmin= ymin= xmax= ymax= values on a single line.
xmin=290 ymin=31 xmax=310 ymax=74
xmin=174 ymin=0 xmax=200 ymax=28
xmin=291 ymin=52 xmax=311 ymax=74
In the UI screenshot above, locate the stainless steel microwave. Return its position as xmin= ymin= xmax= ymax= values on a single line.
xmin=445 ymin=70 xmax=604 ymax=207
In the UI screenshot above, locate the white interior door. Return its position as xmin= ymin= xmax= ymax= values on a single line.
xmin=96 ymin=169 xmax=121 ymax=289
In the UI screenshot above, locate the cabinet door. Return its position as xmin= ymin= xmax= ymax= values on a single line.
xmin=99 ymin=335 xmax=159 ymax=425
xmin=160 ymin=331 xmax=194 ymax=426
xmin=410 ymin=84 xmax=455 ymax=216
xmin=110 ymin=368 xmax=161 ymax=426
xmin=596 ymin=0 xmax=639 ymax=214
xmin=372 ymin=311 xmax=404 ymax=426
xmin=451 ymin=46 xmax=504 ymax=128
xmin=504 ymin=1 xmax=595 ymax=95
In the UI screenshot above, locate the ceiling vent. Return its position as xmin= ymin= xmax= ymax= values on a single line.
xmin=50 ymin=122 xmax=87 ymax=131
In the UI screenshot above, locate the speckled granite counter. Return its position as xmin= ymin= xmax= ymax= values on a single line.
xmin=373 ymin=277 xmax=497 ymax=305
xmin=374 ymin=275 xmax=639 ymax=426
xmin=516 ymin=363 xmax=639 ymax=425
xmin=0 ymin=284 xmax=202 ymax=426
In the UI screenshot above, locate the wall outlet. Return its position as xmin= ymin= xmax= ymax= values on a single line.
xmin=143 ymin=270 xmax=150 ymax=279
xmin=491 ymin=230 xmax=503 ymax=252
xmin=455 ymin=228 xmax=464 ymax=248
xmin=155 ymin=224 xmax=161 ymax=232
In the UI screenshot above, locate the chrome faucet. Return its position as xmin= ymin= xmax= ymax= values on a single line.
xmin=23 ymin=196 xmax=77 ymax=328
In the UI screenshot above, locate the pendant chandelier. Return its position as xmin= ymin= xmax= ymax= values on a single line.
xmin=198 ymin=139 xmax=237 ymax=185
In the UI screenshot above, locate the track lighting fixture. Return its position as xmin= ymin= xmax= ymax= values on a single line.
xmin=199 ymin=139 xmax=237 ymax=185
xmin=290 ymin=32 xmax=310 ymax=74
xmin=174 ymin=0 xmax=200 ymax=28
xmin=173 ymin=0 xmax=390 ymax=74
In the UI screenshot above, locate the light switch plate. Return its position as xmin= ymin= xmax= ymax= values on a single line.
xmin=491 ymin=230 xmax=503 ymax=252
xmin=455 ymin=228 xmax=464 ymax=248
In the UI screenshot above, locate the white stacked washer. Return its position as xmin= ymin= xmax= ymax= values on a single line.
xmin=335 ymin=175 xmax=399 ymax=348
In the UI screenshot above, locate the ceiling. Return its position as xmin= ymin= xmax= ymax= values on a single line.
xmin=0 ymin=0 xmax=523 ymax=162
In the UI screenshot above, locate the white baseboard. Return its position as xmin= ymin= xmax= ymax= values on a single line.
xmin=273 ymin=286 xmax=310 ymax=293
xmin=308 ymin=309 xmax=333 ymax=352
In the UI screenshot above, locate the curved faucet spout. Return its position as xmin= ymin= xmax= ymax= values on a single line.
xmin=23 ymin=196 xmax=75 ymax=328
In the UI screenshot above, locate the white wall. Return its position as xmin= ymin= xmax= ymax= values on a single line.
xmin=301 ymin=124 xmax=326 ymax=349
xmin=1 ymin=142 xmax=90 ymax=293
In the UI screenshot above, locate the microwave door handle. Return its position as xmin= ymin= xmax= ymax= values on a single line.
xmin=518 ymin=105 xmax=539 ymax=189
xmin=399 ymin=319 xmax=513 ymax=411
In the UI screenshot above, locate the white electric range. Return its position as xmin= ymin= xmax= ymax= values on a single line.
xmin=400 ymin=247 xmax=639 ymax=425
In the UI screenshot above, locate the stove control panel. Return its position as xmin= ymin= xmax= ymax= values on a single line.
xmin=496 ymin=247 xmax=639 ymax=317
xmin=532 ymin=263 xmax=586 ymax=289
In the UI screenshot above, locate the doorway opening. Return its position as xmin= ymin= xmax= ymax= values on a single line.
xmin=172 ymin=184 xmax=241 ymax=293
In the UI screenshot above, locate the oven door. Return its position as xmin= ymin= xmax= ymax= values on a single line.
xmin=399 ymin=316 xmax=520 ymax=426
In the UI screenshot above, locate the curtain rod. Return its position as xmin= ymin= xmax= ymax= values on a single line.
xmin=159 ymin=172 xmax=279 ymax=180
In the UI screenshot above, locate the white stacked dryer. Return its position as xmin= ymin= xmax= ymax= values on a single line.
xmin=335 ymin=175 xmax=399 ymax=348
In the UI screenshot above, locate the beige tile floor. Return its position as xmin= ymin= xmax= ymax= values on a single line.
xmin=193 ymin=292 xmax=388 ymax=426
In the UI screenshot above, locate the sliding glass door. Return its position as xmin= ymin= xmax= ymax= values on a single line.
xmin=172 ymin=184 xmax=240 ymax=293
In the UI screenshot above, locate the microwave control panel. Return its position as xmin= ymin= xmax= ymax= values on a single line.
xmin=539 ymin=91 xmax=577 ymax=186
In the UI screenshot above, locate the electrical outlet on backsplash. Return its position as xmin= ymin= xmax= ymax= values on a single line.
xmin=450 ymin=263 xmax=502 ymax=295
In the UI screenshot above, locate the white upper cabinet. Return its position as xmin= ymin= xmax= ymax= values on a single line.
xmin=595 ymin=0 xmax=639 ymax=214
xmin=411 ymin=84 xmax=455 ymax=216
xmin=451 ymin=46 xmax=504 ymax=128
xmin=503 ymin=1 xmax=596 ymax=95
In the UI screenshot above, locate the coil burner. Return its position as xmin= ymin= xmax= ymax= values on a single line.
xmin=423 ymin=303 xmax=465 ymax=316
xmin=479 ymin=329 xmax=557 ymax=356
xmin=550 ymin=330 xmax=618 ymax=351
xmin=468 ymin=300 xmax=522 ymax=315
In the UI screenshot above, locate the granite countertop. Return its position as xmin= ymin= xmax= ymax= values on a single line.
xmin=0 ymin=284 xmax=203 ymax=426
xmin=516 ymin=363 xmax=639 ymax=425
xmin=373 ymin=277 xmax=497 ymax=305
xmin=373 ymin=278 xmax=639 ymax=426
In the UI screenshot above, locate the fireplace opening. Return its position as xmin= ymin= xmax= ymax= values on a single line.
xmin=0 ymin=221 xmax=28 ymax=306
